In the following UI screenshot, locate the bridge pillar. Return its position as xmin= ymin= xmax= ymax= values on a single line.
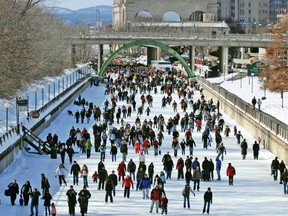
xmin=71 ymin=44 xmax=76 ymax=67
xmin=240 ymin=47 xmax=245 ymax=59
xmin=189 ymin=46 xmax=195 ymax=74
xmin=98 ymin=44 xmax=103 ymax=74
xmin=221 ymin=46 xmax=229 ymax=77
xmin=147 ymin=47 xmax=159 ymax=65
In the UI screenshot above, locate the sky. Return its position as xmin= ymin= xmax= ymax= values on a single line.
xmin=44 ymin=0 xmax=114 ymax=10
xmin=0 ymin=67 xmax=287 ymax=215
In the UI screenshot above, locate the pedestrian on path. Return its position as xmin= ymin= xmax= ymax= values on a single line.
xmin=202 ymin=187 xmax=213 ymax=214
xmin=240 ymin=139 xmax=248 ymax=160
xmin=66 ymin=185 xmax=77 ymax=216
xmin=43 ymin=189 xmax=52 ymax=216
xmin=252 ymin=141 xmax=260 ymax=159
xmin=78 ymin=186 xmax=91 ymax=216
xmin=122 ymin=175 xmax=134 ymax=198
xmin=150 ymin=185 xmax=161 ymax=213
xmin=182 ymin=184 xmax=195 ymax=208
xmin=271 ymin=157 xmax=279 ymax=181
xmin=71 ymin=161 xmax=81 ymax=185
xmin=7 ymin=179 xmax=19 ymax=206
xmin=54 ymin=163 xmax=68 ymax=186
xmin=226 ymin=163 xmax=236 ymax=185
xmin=30 ymin=188 xmax=41 ymax=216
xmin=215 ymin=157 xmax=222 ymax=180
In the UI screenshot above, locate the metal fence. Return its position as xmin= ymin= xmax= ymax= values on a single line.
xmin=200 ymin=77 xmax=288 ymax=141
xmin=0 ymin=66 xmax=92 ymax=146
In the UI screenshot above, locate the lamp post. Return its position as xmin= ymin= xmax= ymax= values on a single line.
xmin=240 ymin=72 xmax=242 ymax=88
xmin=34 ymin=88 xmax=38 ymax=110
xmin=251 ymin=73 xmax=254 ymax=93
xmin=48 ymin=82 xmax=51 ymax=102
xmin=53 ymin=81 xmax=56 ymax=98
xmin=96 ymin=9 xmax=100 ymax=34
xmin=4 ymin=102 xmax=9 ymax=131
xmin=223 ymin=63 xmax=226 ymax=81
xmin=42 ymin=87 xmax=44 ymax=107
xmin=263 ymin=77 xmax=267 ymax=98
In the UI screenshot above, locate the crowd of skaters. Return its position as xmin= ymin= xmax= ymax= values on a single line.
xmin=4 ymin=65 xmax=288 ymax=215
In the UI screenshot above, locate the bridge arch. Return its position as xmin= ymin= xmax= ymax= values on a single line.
xmin=162 ymin=11 xmax=182 ymax=21
xmin=99 ymin=40 xmax=194 ymax=77
xmin=134 ymin=10 xmax=153 ymax=21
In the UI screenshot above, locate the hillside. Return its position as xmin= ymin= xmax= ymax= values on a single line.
xmin=49 ymin=5 xmax=112 ymax=26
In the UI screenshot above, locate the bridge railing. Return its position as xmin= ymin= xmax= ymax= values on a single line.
xmin=87 ymin=31 xmax=275 ymax=41
xmin=200 ymin=77 xmax=288 ymax=142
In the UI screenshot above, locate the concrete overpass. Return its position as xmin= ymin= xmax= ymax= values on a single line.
xmin=68 ymin=32 xmax=276 ymax=77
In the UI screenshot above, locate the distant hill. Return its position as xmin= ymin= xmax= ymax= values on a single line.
xmin=49 ymin=5 xmax=112 ymax=26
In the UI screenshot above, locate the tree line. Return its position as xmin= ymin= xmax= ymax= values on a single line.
xmin=0 ymin=0 xmax=89 ymax=99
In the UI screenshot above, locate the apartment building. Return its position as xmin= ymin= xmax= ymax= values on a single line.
xmin=217 ymin=0 xmax=287 ymax=33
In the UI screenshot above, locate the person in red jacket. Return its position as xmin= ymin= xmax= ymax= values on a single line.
xmin=160 ymin=194 xmax=168 ymax=215
xmin=226 ymin=163 xmax=236 ymax=185
xmin=122 ymin=175 xmax=134 ymax=198
xmin=184 ymin=129 xmax=192 ymax=143
xmin=149 ymin=185 xmax=161 ymax=213
xmin=117 ymin=161 xmax=126 ymax=181
xmin=142 ymin=138 xmax=150 ymax=155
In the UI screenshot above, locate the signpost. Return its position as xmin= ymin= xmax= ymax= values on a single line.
xmin=247 ymin=61 xmax=265 ymax=76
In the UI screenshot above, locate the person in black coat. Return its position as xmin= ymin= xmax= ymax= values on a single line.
xmin=43 ymin=189 xmax=52 ymax=216
xmin=41 ymin=173 xmax=50 ymax=197
xmin=75 ymin=110 xmax=80 ymax=123
xmin=78 ymin=186 xmax=91 ymax=216
xmin=202 ymin=187 xmax=213 ymax=214
xmin=21 ymin=181 xmax=32 ymax=206
xmin=202 ymin=157 xmax=211 ymax=181
xmin=108 ymin=170 xmax=118 ymax=196
xmin=71 ymin=161 xmax=81 ymax=185
xmin=30 ymin=188 xmax=41 ymax=216
xmin=8 ymin=179 xmax=19 ymax=205
xmin=60 ymin=145 xmax=67 ymax=164
xmin=252 ymin=141 xmax=260 ymax=159
xmin=104 ymin=177 xmax=115 ymax=203
xmin=66 ymin=185 xmax=77 ymax=215
xmin=98 ymin=166 xmax=108 ymax=190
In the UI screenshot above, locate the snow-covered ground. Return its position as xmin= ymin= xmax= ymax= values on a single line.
xmin=0 ymin=74 xmax=287 ymax=216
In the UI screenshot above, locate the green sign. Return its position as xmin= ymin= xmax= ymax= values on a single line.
xmin=17 ymin=99 xmax=28 ymax=106
xmin=248 ymin=62 xmax=265 ymax=76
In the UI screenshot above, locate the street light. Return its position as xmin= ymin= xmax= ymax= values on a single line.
xmin=4 ymin=102 xmax=9 ymax=131
xmin=263 ymin=77 xmax=267 ymax=98
xmin=48 ymin=82 xmax=51 ymax=102
xmin=34 ymin=88 xmax=38 ymax=110
xmin=41 ymin=87 xmax=44 ymax=107
xmin=251 ymin=73 xmax=254 ymax=93
xmin=96 ymin=9 xmax=101 ymax=34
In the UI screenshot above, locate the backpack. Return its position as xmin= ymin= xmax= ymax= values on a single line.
xmin=182 ymin=188 xmax=186 ymax=197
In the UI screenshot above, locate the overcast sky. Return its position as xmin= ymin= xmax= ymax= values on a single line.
xmin=44 ymin=0 xmax=113 ymax=10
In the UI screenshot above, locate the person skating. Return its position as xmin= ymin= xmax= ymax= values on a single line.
xmin=252 ymin=141 xmax=260 ymax=159
xmin=78 ymin=186 xmax=91 ymax=216
xmin=240 ymin=139 xmax=248 ymax=160
xmin=202 ymin=187 xmax=213 ymax=214
xmin=150 ymin=185 xmax=161 ymax=213
xmin=21 ymin=181 xmax=32 ymax=206
xmin=104 ymin=177 xmax=115 ymax=203
xmin=182 ymin=183 xmax=195 ymax=208
xmin=29 ymin=188 xmax=41 ymax=216
xmin=66 ymin=185 xmax=77 ymax=215
xmin=122 ymin=175 xmax=134 ymax=198
xmin=226 ymin=163 xmax=236 ymax=185
xmin=271 ymin=157 xmax=279 ymax=181
xmin=7 ymin=179 xmax=19 ymax=206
